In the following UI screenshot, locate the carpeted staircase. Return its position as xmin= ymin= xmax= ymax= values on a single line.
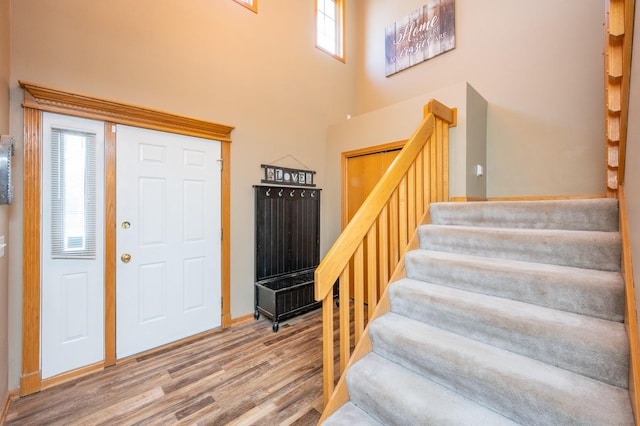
xmin=323 ymin=198 xmax=634 ymax=425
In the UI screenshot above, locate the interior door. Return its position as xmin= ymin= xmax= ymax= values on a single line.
xmin=115 ymin=125 xmax=221 ymax=358
xmin=41 ymin=113 xmax=105 ymax=379
xmin=345 ymin=149 xmax=402 ymax=225
xmin=343 ymin=145 xmax=402 ymax=304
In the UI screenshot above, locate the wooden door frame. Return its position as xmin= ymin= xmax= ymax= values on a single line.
xmin=19 ymin=81 xmax=234 ymax=396
xmin=341 ymin=141 xmax=406 ymax=229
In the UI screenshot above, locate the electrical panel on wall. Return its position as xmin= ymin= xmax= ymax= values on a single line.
xmin=0 ymin=135 xmax=15 ymax=205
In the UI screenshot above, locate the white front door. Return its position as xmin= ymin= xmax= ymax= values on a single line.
xmin=41 ymin=113 xmax=105 ymax=379
xmin=115 ymin=125 xmax=222 ymax=358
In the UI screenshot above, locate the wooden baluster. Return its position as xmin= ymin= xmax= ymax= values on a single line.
xmin=430 ymin=132 xmax=437 ymax=204
xmin=407 ymin=164 xmax=416 ymax=235
xmin=339 ymin=266 xmax=350 ymax=374
xmin=366 ymin=225 xmax=378 ymax=320
xmin=442 ymin=120 xmax=450 ymax=201
xmin=435 ymin=118 xmax=445 ymax=201
xmin=398 ymin=176 xmax=408 ymax=254
xmin=389 ymin=191 xmax=399 ymax=269
xmin=322 ymin=293 xmax=334 ymax=406
xmin=354 ymin=243 xmax=364 ymax=345
xmin=415 ymin=152 xmax=424 ymax=220
xmin=378 ymin=206 xmax=389 ymax=293
xmin=423 ymin=143 xmax=431 ymax=209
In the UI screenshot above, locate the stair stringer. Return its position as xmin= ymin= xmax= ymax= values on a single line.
xmin=620 ymin=185 xmax=640 ymax=423
xmin=317 ymin=210 xmax=432 ymax=423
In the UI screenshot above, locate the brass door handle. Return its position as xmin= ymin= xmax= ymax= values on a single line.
xmin=121 ymin=253 xmax=132 ymax=263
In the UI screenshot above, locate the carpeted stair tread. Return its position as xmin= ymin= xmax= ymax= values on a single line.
xmin=343 ymin=352 xmax=519 ymax=426
xmin=389 ymin=278 xmax=629 ymax=388
xmin=322 ymin=401 xmax=383 ymax=426
xmin=369 ymin=313 xmax=634 ymax=425
xmin=418 ymin=224 xmax=621 ymax=272
xmin=430 ymin=198 xmax=618 ymax=231
xmin=404 ymin=249 xmax=624 ymax=321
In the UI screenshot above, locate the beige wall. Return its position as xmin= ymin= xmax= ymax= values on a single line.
xmin=0 ymin=0 xmax=10 ymax=407
xmin=626 ymin=4 xmax=640 ymax=326
xmin=355 ymin=0 xmax=606 ymax=197
xmin=465 ymin=84 xmax=487 ymax=199
xmin=8 ymin=0 xmax=356 ymax=389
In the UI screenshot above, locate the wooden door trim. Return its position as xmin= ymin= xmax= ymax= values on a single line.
xmin=104 ymin=122 xmax=117 ymax=367
xmin=341 ymin=141 xmax=406 ymax=229
xmin=20 ymin=81 xmax=234 ymax=142
xmin=221 ymin=141 xmax=232 ymax=328
xmin=20 ymin=81 xmax=234 ymax=395
xmin=21 ymin=107 xmax=42 ymax=395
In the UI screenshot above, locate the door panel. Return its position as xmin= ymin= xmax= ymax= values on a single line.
xmin=139 ymin=263 xmax=166 ymax=322
xmin=184 ymin=257 xmax=206 ymax=311
xmin=116 ymin=125 xmax=221 ymax=358
xmin=139 ymin=177 xmax=166 ymax=245
xmin=41 ymin=113 xmax=105 ymax=379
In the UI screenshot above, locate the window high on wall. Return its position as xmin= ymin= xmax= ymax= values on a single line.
xmin=316 ymin=0 xmax=345 ymax=61
xmin=233 ymin=0 xmax=257 ymax=13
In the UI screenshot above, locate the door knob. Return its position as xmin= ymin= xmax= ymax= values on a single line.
xmin=121 ymin=221 xmax=131 ymax=229
xmin=121 ymin=253 xmax=132 ymax=263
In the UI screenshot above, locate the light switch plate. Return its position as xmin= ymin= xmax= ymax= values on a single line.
xmin=0 ymin=236 xmax=5 ymax=258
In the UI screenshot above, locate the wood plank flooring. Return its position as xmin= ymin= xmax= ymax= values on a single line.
xmin=5 ymin=310 xmax=328 ymax=425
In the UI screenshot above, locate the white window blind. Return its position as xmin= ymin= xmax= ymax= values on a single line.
xmin=50 ymin=128 xmax=97 ymax=259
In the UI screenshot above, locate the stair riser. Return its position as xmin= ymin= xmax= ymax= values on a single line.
xmin=418 ymin=225 xmax=621 ymax=272
xmin=404 ymin=250 xmax=625 ymax=321
xmin=389 ymin=279 xmax=629 ymax=388
xmin=429 ymin=199 xmax=619 ymax=232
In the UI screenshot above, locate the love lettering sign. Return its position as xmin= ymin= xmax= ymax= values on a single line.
xmin=385 ymin=0 xmax=455 ymax=77
xmin=261 ymin=164 xmax=316 ymax=187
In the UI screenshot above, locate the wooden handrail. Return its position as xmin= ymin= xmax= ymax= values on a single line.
xmin=314 ymin=99 xmax=455 ymax=406
xmin=605 ymin=0 xmax=635 ymax=196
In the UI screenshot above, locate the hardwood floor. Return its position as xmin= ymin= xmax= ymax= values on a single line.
xmin=5 ymin=310 xmax=327 ymax=425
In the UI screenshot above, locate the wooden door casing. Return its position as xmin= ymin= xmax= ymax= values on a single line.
xmin=20 ymin=81 xmax=234 ymax=395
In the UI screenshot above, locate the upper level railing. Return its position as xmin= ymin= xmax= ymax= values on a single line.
xmin=314 ymin=99 xmax=456 ymax=405
xmin=605 ymin=0 xmax=635 ymax=197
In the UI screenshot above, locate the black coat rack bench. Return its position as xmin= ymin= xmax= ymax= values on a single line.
xmin=253 ymin=185 xmax=321 ymax=332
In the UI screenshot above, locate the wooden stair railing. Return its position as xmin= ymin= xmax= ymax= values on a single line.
xmin=605 ymin=0 xmax=635 ymax=197
xmin=314 ymin=99 xmax=456 ymax=407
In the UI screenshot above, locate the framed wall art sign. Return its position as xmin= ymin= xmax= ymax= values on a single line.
xmin=385 ymin=0 xmax=455 ymax=77
xmin=261 ymin=164 xmax=316 ymax=187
